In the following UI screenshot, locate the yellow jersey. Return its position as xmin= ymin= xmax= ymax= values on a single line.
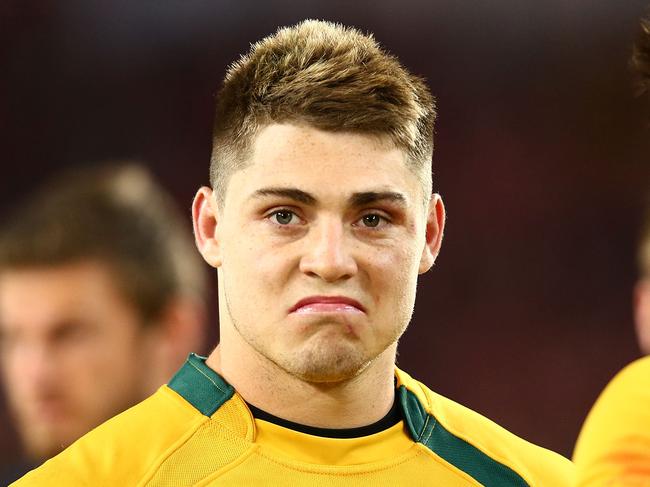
xmin=14 ymin=354 xmax=573 ymax=486
xmin=574 ymin=356 xmax=650 ymax=486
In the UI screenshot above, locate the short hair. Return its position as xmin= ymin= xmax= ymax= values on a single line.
xmin=210 ymin=19 xmax=436 ymax=203
xmin=0 ymin=163 xmax=206 ymax=323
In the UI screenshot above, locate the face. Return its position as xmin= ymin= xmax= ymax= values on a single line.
xmin=0 ymin=261 xmax=154 ymax=459
xmin=196 ymin=123 xmax=444 ymax=383
xmin=635 ymin=277 xmax=650 ymax=354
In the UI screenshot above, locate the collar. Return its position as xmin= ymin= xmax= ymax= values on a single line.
xmin=167 ymin=353 xmax=428 ymax=442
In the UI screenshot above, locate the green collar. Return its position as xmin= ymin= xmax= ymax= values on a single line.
xmin=169 ymin=354 xmax=528 ymax=486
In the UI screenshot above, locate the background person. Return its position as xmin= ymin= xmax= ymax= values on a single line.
xmin=0 ymin=163 xmax=207 ymax=483
xmin=573 ymin=16 xmax=650 ymax=486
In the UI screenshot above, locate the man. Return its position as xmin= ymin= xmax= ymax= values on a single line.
xmin=14 ymin=21 xmax=573 ymax=486
xmin=573 ymin=16 xmax=650 ymax=486
xmin=573 ymin=211 xmax=650 ymax=487
xmin=0 ymin=164 xmax=206 ymax=482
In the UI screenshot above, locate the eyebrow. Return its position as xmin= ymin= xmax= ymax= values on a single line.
xmin=250 ymin=187 xmax=408 ymax=208
xmin=349 ymin=191 xmax=407 ymax=207
xmin=251 ymin=188 xmax=316 ymax=205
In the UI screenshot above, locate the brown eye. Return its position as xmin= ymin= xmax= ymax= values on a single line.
xmin=362 ymin=214 xmax=381 ymax=227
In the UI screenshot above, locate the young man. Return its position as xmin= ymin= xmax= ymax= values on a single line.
xmin=573 ymin=17 xmax=650 ymax=486
xmin=0 ymin=164 xmax=206 ymax=483
xmin=14 ymin=21 xmax=573 ymax=486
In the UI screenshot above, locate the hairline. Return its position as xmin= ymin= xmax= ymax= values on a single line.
xmin=211 ymin=123 xmax=433 ymax=209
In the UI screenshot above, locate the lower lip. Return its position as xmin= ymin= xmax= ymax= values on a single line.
xmin=293 ymin=303 xmax=364 ymax=314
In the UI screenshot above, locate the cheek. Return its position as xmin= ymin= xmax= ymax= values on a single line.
xmin=2 ymin=353 xmax=23 ymax=391
xmin=222 ymin=228 xmax=258 ymax=278
xmin=370 ymin=242 xmax=420 ymax=281
xmin=224 ymin=239 xmax=296 ymax=294
xmin=53 ymin=343 xmax=113 ymax=392
xmin=66 ymin=325 xmax=139 ymax=373
xmin=366 ymin=244 xmax=420 ymax=310
xmin=68 ymin=338 xmax=142 ymax=401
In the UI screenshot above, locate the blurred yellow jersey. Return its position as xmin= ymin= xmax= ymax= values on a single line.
xmin=14 ymin=354 xmax=572 ymax=486
xmin=574 ymin=356 xmax=650 ymax=486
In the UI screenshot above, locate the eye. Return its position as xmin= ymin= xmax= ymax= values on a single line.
xmin=358 ymin=213 xmax=389 ymax=228
xmin=362 ymin=214 xmax=381 ymax=227
xmin=269 ymin=209 xmax=301 ymax=225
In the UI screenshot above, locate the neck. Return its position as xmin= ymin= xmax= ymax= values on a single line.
xmin=206 ymin=337 xmax=397 ymax=430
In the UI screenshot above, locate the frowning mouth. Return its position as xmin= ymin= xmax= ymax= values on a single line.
xmin=289 ymin=296 xmax=366 ymax=314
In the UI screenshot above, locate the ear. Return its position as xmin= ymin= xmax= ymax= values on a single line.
xmin=192 ymin=187 xmax=223 ymax=268
xmin=634 ymin=278 xmax=650 ymax=355
xmin=418 ymin=193 xmax=446 ymax=274
xmin=158 ymin=296 xmax=207 ymax=360
xmin=141 ymin=296 xmax=207 ymax=391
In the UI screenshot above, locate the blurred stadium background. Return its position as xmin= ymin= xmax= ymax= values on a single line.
xmin=1 ymin=0 xmax=649 ymax=463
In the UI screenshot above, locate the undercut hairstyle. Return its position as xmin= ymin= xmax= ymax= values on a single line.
xmin=0 ymin=163 xmax=206 ymax=324
xmin=210 ymin=19 xmax=436 ymax=203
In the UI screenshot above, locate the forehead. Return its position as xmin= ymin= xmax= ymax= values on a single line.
xmin=225 ymin=123 xmax=424 ymax=206
xmin=0 ymin=261 xmax=130 ymax=332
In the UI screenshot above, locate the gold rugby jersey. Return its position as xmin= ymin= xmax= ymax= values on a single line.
xmin=574 ymin=356 xmax=650 ymax=486
xmin=14 ymin=354 xmax=573 ymax=486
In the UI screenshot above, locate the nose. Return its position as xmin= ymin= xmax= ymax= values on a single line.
xmin=299 ymin=217 xmax=358 ymax=282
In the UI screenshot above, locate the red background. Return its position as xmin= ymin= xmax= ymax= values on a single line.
xmin=1 ymin=0 xmax=649 ymax=463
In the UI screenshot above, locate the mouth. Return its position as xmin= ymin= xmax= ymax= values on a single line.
xmin=289 ymin=295 xmax=366 ymax=314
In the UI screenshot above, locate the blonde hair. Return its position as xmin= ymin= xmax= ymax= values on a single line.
xmin=209 ymin=19 xmax=436 ymax=202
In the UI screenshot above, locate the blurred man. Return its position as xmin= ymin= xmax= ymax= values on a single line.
xmin=573 ymin=16 xmax=650 ymax=486
xmin=0 ymin=164 xmax=206 ymax=482
xmin=15 ymin=21 xmax=572 ymax=486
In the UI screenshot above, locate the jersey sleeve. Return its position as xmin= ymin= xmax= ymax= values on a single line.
xmin=573 ymin=357 xmax=650 ymax=486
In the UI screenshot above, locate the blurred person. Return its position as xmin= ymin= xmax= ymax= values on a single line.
xmin=0 ymin=163 xmax=206 ymax=483
xmin=15 ymin=21 xmax=572 ymax=486
xmin=573 ymin=15 xmax=650 ymax=486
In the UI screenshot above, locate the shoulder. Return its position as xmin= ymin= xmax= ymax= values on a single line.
xmin=396 ymin=368 xmax=574 ymax=487
xmin=12 ymin=386 xmax=206 ymax=486
xmin=578 ymin=356 xmax=650 ymax=418
xmin=573 ymin=356 xmax=650 ymax=486
xmin=13 ymin=354 xmax=255 ymax=486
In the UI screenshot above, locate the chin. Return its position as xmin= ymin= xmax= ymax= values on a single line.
xmin=281 ymin=343 xmax=371 ymax=384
